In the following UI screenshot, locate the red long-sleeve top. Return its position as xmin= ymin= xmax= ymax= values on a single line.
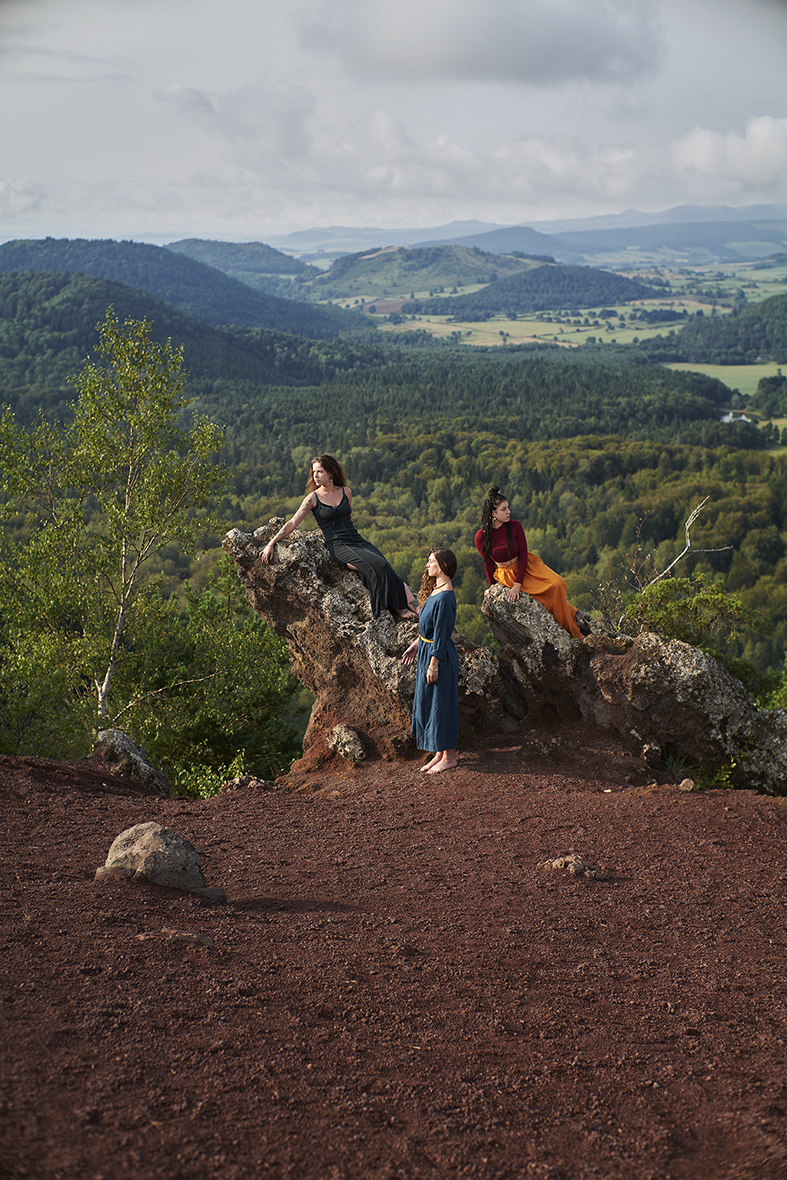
xmin=474 ymin=520 xmax=529 ymax=586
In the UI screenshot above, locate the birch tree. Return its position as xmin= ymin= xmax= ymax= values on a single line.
xmin=0 ymin=308 xmax=225 ymax=742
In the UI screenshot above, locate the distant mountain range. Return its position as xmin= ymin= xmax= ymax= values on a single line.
xmin=432 ymin=219 xmax=787 ymax=266
xmin=263 ymin=205 xmax=787 ymax=266
xmin=264 ymin=220 xmax=510 ymax=258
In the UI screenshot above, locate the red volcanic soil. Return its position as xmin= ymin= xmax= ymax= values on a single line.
xmin=2 ymin=725 xmax=787 ymax=1180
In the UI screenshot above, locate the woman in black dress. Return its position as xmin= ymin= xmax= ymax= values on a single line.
xmin=261 ymin=454 xmax=418 ymax=619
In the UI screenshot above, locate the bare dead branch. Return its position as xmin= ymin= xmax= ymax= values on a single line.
xmin=645 ymin=497 xmax=733 ymax=588
xmin=107 ymin=673 xmax=219 ymax=727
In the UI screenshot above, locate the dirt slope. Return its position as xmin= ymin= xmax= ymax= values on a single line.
xmin=2 ymin=725 xmax=787 ymax=1180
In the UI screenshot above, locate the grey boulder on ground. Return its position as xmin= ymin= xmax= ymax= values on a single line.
xmin=95 ymin=821 xmax=226 ymax=901
xmin=92 ymin=729 xmax=169 ymax=797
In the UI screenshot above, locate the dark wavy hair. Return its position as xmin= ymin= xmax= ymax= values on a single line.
xmin=307 ymin=454 xmax=348 ymax=493
xmin=480 ymin=486 xmax=512 ymax=560
xmin=418 ymin=547 xmax=458 ymax=604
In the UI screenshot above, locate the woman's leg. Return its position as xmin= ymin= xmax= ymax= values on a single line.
xmin=426 ymin=750 xmax=458 ymax=774
xmin=403 ymin=582 xmax=419 ymax=614
xmin=420 ymin=752 xmax=443 ymax=772
xmin=331 ymin=542 xmax=413 ymax=618
xmin=519 ymin=553 xmax=582 ymax=638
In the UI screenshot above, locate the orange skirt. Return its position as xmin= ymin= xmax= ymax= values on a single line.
xmin=494 ymin=553 xmax=581 ymax=639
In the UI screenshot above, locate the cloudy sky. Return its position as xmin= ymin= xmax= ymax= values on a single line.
xmin=1 ymin=0 xmax=786 ymax=243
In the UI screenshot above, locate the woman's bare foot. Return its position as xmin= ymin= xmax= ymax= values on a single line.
xmin=419 ymin=753 xmax=442 ymax=772
xmin=395 ymin=607 xmax=418 ymax=620
xmin=426 ymin=753 xmax=458 ymax=775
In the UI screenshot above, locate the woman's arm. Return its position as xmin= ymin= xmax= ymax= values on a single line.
xmin=261 ymin=493 xmax=316 ymax=563
xmin=474 ymin=528 xmax=496 ymax=586
xmin=429 ymin=593 xmax=457 ymax=667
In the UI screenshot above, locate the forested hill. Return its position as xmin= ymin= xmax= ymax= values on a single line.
xmin=640 ymin=293 xmax=787 ymax=364
xmin=165 ymin=239 xmax=322 ymax=299
xmin=409 ymin=265 xmax=657 ymax=317
xmin=303 ymin=244 xmax=547 ymax=301
xmin=0 ymin=270 xmax=390 ymax=423
xmin=0 ymin=238 xmax=365 ymax=338
xmin=0 ymin=267 xmax=754 ymax=455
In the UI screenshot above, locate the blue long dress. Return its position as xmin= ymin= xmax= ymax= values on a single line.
xmin=412 ymin=589 xmax=459 ymax=752
xmin=311 ymin=491 xmax=410 ymax=619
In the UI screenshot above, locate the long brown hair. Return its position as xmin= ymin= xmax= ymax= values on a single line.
xmin=307 ymin=454 xmax=348 ymax=493
xmin=418 ymin=548 xmax=458 ymax=604
xmin=480 ymin=485 xmax=512 ymax=560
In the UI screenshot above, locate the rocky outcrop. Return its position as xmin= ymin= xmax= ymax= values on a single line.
xmin=224 ymin=522 xmax=499 ymax=772
xmin=93 ymin=730 xmax=169 ymax=797
xmin=483 ymin=585 xmax=787 ymax=795
xmin=95 ymin=821 xmax=226 ymax=901
xmin=224 ymin=520 xmax=787 ymax=794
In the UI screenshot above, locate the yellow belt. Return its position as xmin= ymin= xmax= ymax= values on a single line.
xmin=418 ymin=634 xmax=433 ymax=643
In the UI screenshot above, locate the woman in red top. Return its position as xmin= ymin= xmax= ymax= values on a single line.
xmin=474 ymin=486 xmax=588 ymax=638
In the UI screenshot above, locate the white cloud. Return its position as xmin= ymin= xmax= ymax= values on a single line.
xmin=211 ymin=108 xmax=787 ymax=226
xmin=671 ymin=117 xmax=787 ymax=188
xmin=1 ymin=0 xmax=786 ymax=239
xmin=302 ymin=0 xmax=664 ymax=85
xmin=156 ymin=82 xmax=215 ymax=116
xmin=0 ymin=179 xmax=45 ymax=219
xmin=156 ymin=79 xmax=315 ymax=162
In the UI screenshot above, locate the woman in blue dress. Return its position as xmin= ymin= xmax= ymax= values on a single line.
xmin=261 ymin=454 xmax=418 ymax=619
xmin=402 ymin=549 xmax=459 ymax=774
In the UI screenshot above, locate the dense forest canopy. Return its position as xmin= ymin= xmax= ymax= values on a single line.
xmin=164 ymin=238 xmax=323 ymax=300
xmin=751 ymin=372 xmax=787 ymax=417
xmin=165 ymin=238 xmax=317 ymax=277
xmin=0 ymin=271 xmax=399 ymax=423
xmin=638 ymin=293 xmax=787 ymax=364
xmin=0 ymin=268 xmax=748 ymax=444
xmin=409 ymin=265 xmax=658 ymax=316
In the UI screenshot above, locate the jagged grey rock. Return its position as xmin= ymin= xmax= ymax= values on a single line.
xmin=220 ymin=775 xmax=280 ymax=793
xmin=328 ymin=724 xmax=366 ymax=764
xmin=543 ymin=853 xmax=607 ymax=879
xmin=482 ymin=584 xmax=787 ymax=795
xmin=95 ymin=822 xmax=226 ymax=901
xmin=93 ymin=730 xmax=169 ymax=797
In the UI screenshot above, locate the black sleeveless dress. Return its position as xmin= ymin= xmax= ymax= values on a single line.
xmin=311 ymin=491 xmax=410 ymax=618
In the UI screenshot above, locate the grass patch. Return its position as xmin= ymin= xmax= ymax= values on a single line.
xmin=664 ymin=361 xmax=784 ymax=398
